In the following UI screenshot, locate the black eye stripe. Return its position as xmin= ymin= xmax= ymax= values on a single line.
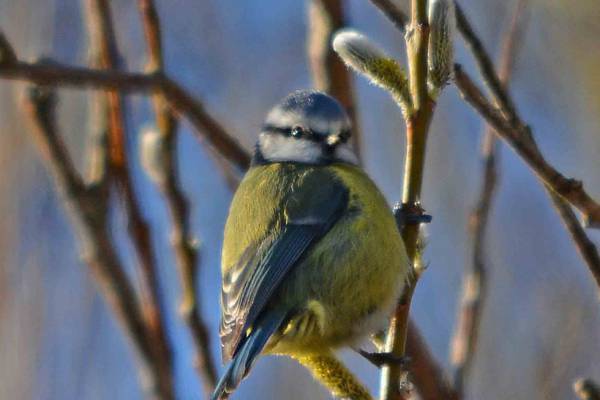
xmin=262 ymin=124 xmax=351 ymax=144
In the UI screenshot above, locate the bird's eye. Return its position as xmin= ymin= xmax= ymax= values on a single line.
xmin=291 ymin=126 xmax=304 ymax=138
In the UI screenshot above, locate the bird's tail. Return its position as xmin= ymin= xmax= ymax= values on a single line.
xmin=211 ymin=310 xmax=287 ymax=400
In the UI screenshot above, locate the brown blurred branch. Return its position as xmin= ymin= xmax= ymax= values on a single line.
xmin=137 ymin=0 xmax=218 ymax=392
xmin=0 ymin=32 xmax=17 ymax=64
xmin=450 ymin=1 xmax=527 ymax=396
xmin=368 ymin=0 xmax=408 ymax=33
xmin=308 ymin=0 xmax=362 ymax=159
xmin=454 ymin=3 xmax=600 ymax=229
xmin=85 ymin=2 xmax=175 ymax=398
xmin=0 ymin=41 xmax=250 ymax=171
xmin=23 ymin=85 xmax=163 ymax=399
xmin=574 ymin=378 xmax=600 ymax=400
xmin=406 ymin=321 xmax=458 ymax=400
xmin=453 ymin=67 xmax=600 ymax=289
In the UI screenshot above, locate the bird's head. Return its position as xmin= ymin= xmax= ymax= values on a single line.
xmin=255 ymin=90 xmax=358 ymax=166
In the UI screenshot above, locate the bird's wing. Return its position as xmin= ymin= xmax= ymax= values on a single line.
xmin=219 ymin=169 xmax=349 ymax=361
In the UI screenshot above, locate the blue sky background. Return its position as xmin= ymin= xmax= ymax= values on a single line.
xmin=1 ymin=0 xmax=599 ymax=399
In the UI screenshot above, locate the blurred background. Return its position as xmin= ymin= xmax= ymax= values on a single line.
xmin=0 ymin=0 xmax=599 ymax=399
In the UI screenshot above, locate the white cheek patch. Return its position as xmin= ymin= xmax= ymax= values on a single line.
xmin=259 ymin=133 xmax=323 ymax=164
xmin=335 ymin=143 xmax=359 ymax=165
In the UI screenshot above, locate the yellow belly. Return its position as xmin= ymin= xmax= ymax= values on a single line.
xmin=222 ymin=163 xmax=409 ymax=355
xmin=266 ymin=164 xmax=409 ymax=354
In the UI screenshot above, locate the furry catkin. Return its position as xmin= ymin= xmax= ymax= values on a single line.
xmin=294 ymin=352 xmax=373 ymax=400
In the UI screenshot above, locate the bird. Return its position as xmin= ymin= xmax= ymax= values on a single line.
xmin=212 ymin=90 xmax=409 ymax=400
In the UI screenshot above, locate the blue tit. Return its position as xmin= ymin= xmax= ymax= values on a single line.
xmin=212 ymin=90 xmax=409 ymax=400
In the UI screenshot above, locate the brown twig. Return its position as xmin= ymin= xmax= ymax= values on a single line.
xmin=307 ymin=0 xmax=362 ymax=159
xmin=23 ymin=85 xmax=163 ymax=399
xmin=85 ymin=2 xmax=175 ymax=398
xmin=454 ymin=2 xmax=518 ymax=124
xmin=368 ymin=0 xmax=408 ymax=33
xmin=137 ymin=0 xmax=218 ymax=392
xmin=453 ymin=66 xmax=600 ymax=289
xmin=550 ymin=193 xmax=600 ymax=289
xmin=0 ymin=53 xmax=250 ymax=171
xmin=450 ymin=1 xmax=527 ymax=395
xmin=574 ymin=378 xmax=600 ymax=400
xmin=406 ymin=321 xmax=458 ymax=400
xmin=454 ymin=3 xmax=600 ymax=229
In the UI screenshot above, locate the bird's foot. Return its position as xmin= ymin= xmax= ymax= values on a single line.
xmin=393 ymin=202 xmax=432 ymax=231
xmin=357 ymin=349 xmax=411 ymax=369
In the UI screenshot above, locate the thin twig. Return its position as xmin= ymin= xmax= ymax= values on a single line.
xmin=23 ymin=85 xmax=162 ymax=398
xmin=381 ymin=1 xmax=436 ymax=399
xmin=450 ymin=1 xmax=527 ymax=395
xmin=0 ymin=54 xmax=251 ymax=170
xmin=574 ymin=378 xmax=600 ymax=400
xmin=308 ymin=0 xmax=362 ymax=159
xmin=550 ymin=193 xmax=600 ymax=289
xmin=453 ymin=3 xmax=600 ymax=228
xmin=137 ymin=0 xmax=218 ymax=392
xmin=454 ymin=2 xmax=518 ymax=124
xmin=453 ymin=66 xmax=600 ymax=289
xmin=368 ymin=0 xmax=408 ymax=33
xmin=85 ymin=2 xmax=175 ymax=398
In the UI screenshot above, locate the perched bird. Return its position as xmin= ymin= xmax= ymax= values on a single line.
xmin=213 ymin=90 xmax=409 ymax=400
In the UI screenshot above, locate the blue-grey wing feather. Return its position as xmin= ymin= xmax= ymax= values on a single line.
xmin=220 ymin=169 xmax=349 ymax=361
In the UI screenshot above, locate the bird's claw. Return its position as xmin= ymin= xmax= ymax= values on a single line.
xmin=393 ymin=202 xmax=432 ymax=230
xmin=358 ymin=349 xmax=411 ymax=369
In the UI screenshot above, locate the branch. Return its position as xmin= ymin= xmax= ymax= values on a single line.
xmin=380 ymin=0 xmax=436 ymax=399
xmin=308 ymin=0 xmax=362 ymax=159
xmin=0 ymin=50 xmax=251 ymax=171
xmin=23 ymin=85 xmax=163 ymax=399
xmin=549 ymin=193 xmax=600 ymax=289
xmin=454 ymin=2 xmax=518 ymax=124
xmin=368 ymin=0 xmax=408 ymax=33
xmin=450 ymin=1 xmax=527 ymax=395
xmin=85 ymin=3 xmax=175 ymax=398
xmin=574 ymin=378 xmax=600 ymax=400
xmin=333 ymin=14 xmax=455 ymax=400
xmin=137 ymin=0 xmax=217 ymax=392
xmin=454 ymin=66 xmax=600 ymax=289
xmin=453 ymin=3 xmax=600 ymax=228
xmin=406 ymin=321 xmax=458 ymax=400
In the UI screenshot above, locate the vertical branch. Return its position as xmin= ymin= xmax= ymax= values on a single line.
xmin=84 ymin=1 xmax=174 ymax=398
xmin=450 ymin=1 xmax=527 ymax=396
xmin=381 ymin=1 xmax=436 ymax=399
xmin=333 ymin=10 xmax=457 ymax=400
xmin=307 ymin=0 xmax=362 ymax=159
xmin=137 ymin=0 xmax=218 ymax=392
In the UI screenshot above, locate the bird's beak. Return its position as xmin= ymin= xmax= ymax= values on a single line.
xmin=326 ymin=134 xmax=341 ymax=147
